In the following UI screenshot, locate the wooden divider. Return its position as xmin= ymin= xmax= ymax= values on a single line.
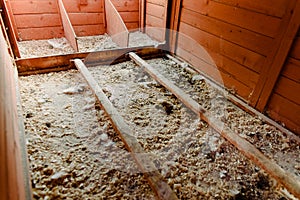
xmin=74 ymin=59 xmax=178 ymax=200
xmin=129 ymin=52 xmax=300 ymax=199
xmin=58 ymin=0 xmax=78 ymax=52
xmin=104 ymin=0 xmax=129 ymax=47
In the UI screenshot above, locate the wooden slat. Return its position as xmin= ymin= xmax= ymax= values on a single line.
xmin=146 ymin=2 xmax=165 ymax=19
xmin=182 ymin=0 xmax=282 ymax=38
xmin=169 ymin=0 xmax=182 ymax=53
xmin=180 ymin=8 xmax=273 ymax=56
xmin=147 ymin=0 xmax=166 ymax=6
xmin=282 ymin=58 xmax=300 ymax=83
xmin=267 ymin=93 xmax=300 ymax=135
xmin=274 ymin=76 xmax=300 ymax=105
xmin=119 ymin=11 xmax=139 ymax=23
xmin=105 ymin=0 xmax=129 ymax=47
xmin=252 ymin=1 xmax=300 ymax=111
xmin=212 ymin=0 xmax=287 ymax=18
xmin=58 ymin=0 xmax=78 ymax=51
xmin=68 ymin=13 xmax=104 ymax=25
xmin=14 ymin=14 xmax=61 ymax=28
xmin=74 ymin=59 xmax=178 ymax=200
xmin=146 ymin=14 xmax=164 ymax=27
xmin=111 ymin=0 xmax=139 ymax=12
xmin=63 ymin=0 xmax=103 ymax=12
xmin=10 ymin=0 xmax=58 ymax=14
xmin=18 ymin=26 xmax=64 ymax=40
xmin=73 ymin=24 xmax=106 ymax=36
xmin=290 ymin=36 xmax=300 ymax=59
xmin=129 ymin=52 xmax=300 ymax=199
xmin=139 ymin=0 xmax=145 ymax=31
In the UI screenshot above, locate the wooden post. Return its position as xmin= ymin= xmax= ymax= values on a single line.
xmin=168 ymin=0 xmax=182 ymax=53
xmin=139 ymin=0 xmax=145 ymax=32
xmin=74 ymin=59 xmax=178 ymax=200
xmin=249 ymin=0 xmax=299 ymax=111
xmin=57 ymin=0 xmax=78 ymax=52
xmin=129 ymin=52 xmax=300 ymax=199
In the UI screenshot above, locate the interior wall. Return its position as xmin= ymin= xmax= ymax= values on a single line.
xmin=266 ymin=29 xmax=300 ymax=135
xmin=145 ymin=0 xmax=168 ymax=42
xmin=8 ymin=0 xmax=139 ymax=40
xmin=0 ymin=21 xmax=28 ymax=200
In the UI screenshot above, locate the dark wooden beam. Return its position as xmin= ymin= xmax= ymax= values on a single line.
xmin=129 ymin=52 xmax=300 ymax=199
xmin=74 ymin=59 xmax=178 ymax=200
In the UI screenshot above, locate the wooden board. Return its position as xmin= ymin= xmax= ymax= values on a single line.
xmin=17 ymin=26 xmax=64 ymax=40
xmin=10 ymin=0 xmax=59 ymax=14
xmin=129 ymin=53 xmax=300 ymax=199
xmin=14 ymin=14 xmax=62 ymax=28
xmin=74 ymin=59 xmax=178 ymax=200
xmin=73 ymin=24 xmax=106 ymax=36
xmin=105 ymin=0 xmax=129 ymax=47
xmin=58 ymin=0 xmax=78 ymax=52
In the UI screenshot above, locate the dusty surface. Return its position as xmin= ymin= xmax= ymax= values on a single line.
xmin=77 ymin=34 xmax=118 ymax=52
xmin=19 ymin=71 xmax=155 ymax=199
xmin=147 ymin=57 xmax=300 ymax=180
xmin=18 ymin=57 xmax=299 ymax=199
xmin=89 ymin=61 xmax=291 ymax=199
xmin=18 ymin=38 xmax=75 ymax=58
xmin=19 ymin=32 xmax=159 ymax=58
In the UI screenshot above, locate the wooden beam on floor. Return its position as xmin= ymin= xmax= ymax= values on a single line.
xmin=129 ymin=52 xmax=300 ymax=199
xmin=73 ymin=59 xmax=178 ymax=200
xmin=16 ymin=46 xmax=165 ymax=75
xmin=58 ymin=0 xmax=78 ymax=52
xmin=104 ymin=0 xmax=129 ymax=47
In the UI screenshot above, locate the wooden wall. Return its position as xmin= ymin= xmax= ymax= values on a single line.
xmin=145 ymin=0 xmax=168 ymax=42
xmin=0 ymin=18 xmax=29 ymax=200
xmin=7 ymin=0 xmax=139 ymax=40
xmin=266 ymin=29 xmax=300 ymax=134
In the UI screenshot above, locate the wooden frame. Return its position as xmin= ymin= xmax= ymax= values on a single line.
xmin=74 ymin=59 xmax=178 ymax=200
xmin=104 ymin=0 xmax=129 ymax=47
xmin=129 ymin=52 xmax=300 ymax=199
xmin=58 ymin=0 xmax=78 ymax=52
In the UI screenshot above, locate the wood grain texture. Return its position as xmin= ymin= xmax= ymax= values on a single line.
xmin=74 ymin=59 xmax=178 ymax=200
xmin=58 ymin=0 xmax=78 ymax=51
xmin=105 ymin=0 xmax=129 ymax=47
xmin=18 ymin=27 xmax=64 ymax=40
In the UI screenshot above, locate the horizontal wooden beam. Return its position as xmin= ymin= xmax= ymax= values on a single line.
xmin=129 ymin=52 xmax=300 ymax=199
xmin=16 ymin=46 xmax=165 ymax=75
xmin=74 ymin=59 xmax=178 ymax=200
xmin=105 ymin=0 xmax=129 ymax=47
xmin=58 ymin=0 xmax=78 ymax=52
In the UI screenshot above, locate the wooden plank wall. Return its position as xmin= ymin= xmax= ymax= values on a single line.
xmin=145 ymin=0 xmax=168 ymax=42
xmin=111 ymin=0 xmax=139 ymax=30
xmin=174 ymin=0 xmax=295 ymax=101
xmin=0 ymin=20 xmax=27 ymax=200
xmin=7 ymin=0 xmax=139 ymax=40
xmin=9 ymin=0 xmax=64 ymax=40
xmin=266 ymin=29 xmax=300 ymax=135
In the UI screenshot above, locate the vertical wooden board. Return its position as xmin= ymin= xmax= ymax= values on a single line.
xmin=10 ymin=0 xmax=59 ymax=14
xmin=182 ymin=0 xmax=282 ymax=38
xmin=139 ymin=0 xmax=145 ymax=30
xmin=105 ymin=0 xmax=129 ymax=47
xmin=18 ymin=27 xmax=64 ymax=40
xmin=58 ymin=0 xmax=78 ymax=51
xmin=68 ymin=13 xmax=104 ymax=25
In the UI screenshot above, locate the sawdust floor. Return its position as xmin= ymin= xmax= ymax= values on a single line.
xmin=18 ymin=58 xmax=299 ymax=199
xmin=18 ymin=31 xmax=159 ymax=58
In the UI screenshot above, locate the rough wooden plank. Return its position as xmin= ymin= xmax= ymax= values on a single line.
xmin=68 ymin=13 xmax=104 ymax=25
xmin=14 ymin=14 xmax=61 ymax=28
xmin=63 ymin=0 xmax=103 ymax=12
xmin=58 ymin=0 xmax=78 ymax=52
xmin=111 ymin=0 xmax=139 ymax=12
xmin=18 ymin=26 xmax=64 ymax=41
xmin=10 ymin=0 xmax=58 ymax=14
xmin=274 ymin=76 xmax=300 ymax=105
xmin=282 ymin=58 xmax=300 ymax=83
xmin=16 ymin=46 xmax=164 ymax=74
xmin=74 ymin=59 xmax=178 ymax=200
xmin=73 ymin=24 xmax=106 ymax=36
xmin=105 ymin=0 xmax=129 ymax=47
xmin=252 ymin=0 xmax=300 ymax=111
xmin=129 ymin=52 xmax=300 ymax=199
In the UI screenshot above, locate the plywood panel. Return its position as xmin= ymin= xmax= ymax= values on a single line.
xmin=105 ymin=0 xmax=129 ymax=47
xmin=18 ymin=27 xmax=64 ymax=40
xmin=14 ymin=14 xmax=61 ymax=28
xmin=182 ymin=0 xmax=282 ymax=38
xmin=180 ymin=8 xmax=273 ymax=56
